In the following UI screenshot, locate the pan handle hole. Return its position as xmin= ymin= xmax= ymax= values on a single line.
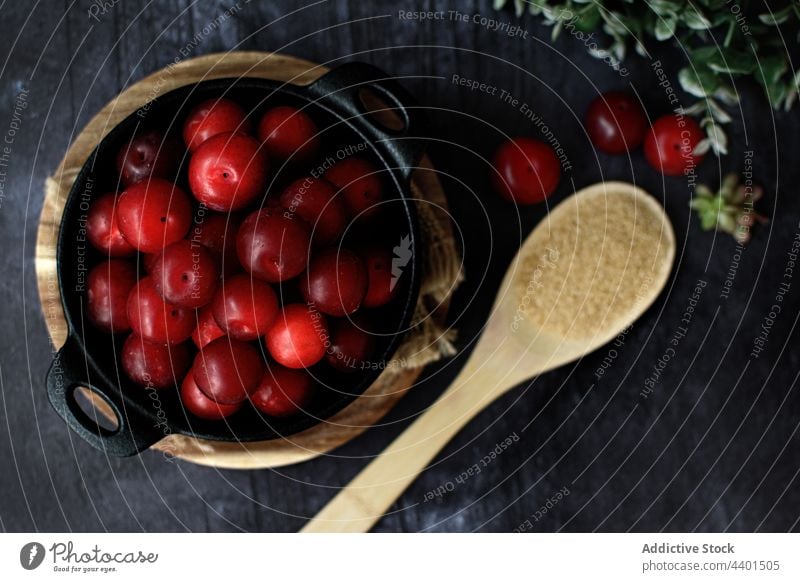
xmin=71 ymin=386 xmax=120 ymax=434
xmin=357 ymin=87 xmax=407 ymax=134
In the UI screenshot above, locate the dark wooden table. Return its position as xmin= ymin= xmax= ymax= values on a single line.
xmin=1 ymin=0 xmax=798 ymax=533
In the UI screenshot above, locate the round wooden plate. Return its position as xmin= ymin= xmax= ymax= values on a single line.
xmin=35 ymin=52 xmax=456 ymax=469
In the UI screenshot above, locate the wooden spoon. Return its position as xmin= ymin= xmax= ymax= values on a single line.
xmin=302 ymin=181 xmax=675 ymax=532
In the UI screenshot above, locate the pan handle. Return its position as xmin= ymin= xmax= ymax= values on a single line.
xmin=305 ymin=62 xmax=427 ymax=182
xmin=46 ymin=334 xmax=163 ymax=457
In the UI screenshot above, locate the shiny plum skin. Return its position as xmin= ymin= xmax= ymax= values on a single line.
xmin=585 ymin=91 xmax=647 ymax=154
xmin=126 ymin=277 xmax=195 ymax=345
xmin=236 ymin=207 xmax=311 ymax=283
xmin=360 ymin=246 xmax=398 ymax=308
xmin=115 ymin=129 xmax=181 ymax=187
xmin=250 ymin=366 xmax=314 ymax=417
xmin=265 ymin=304 xmax=329 ymax=369
xmin=183 ymin=98 xmax=251 ymax=152
xmin=86 ymin=260 xmax=138 ymax=334
xmin=116 ymin=178 xmax=193 ymax=253
xmin=142 ymin=252 xmax=160 ymax=273
xmin=188 ymin=132 xmax=269 ymax=212
xmin=86 ymin=193 xmax=136 ymax=257
xmin=121 ymin=334 xmax=191 ymax=389
xmin=190 ymin=211 xmax=242 ymax=276
xmin=192 ymin=337 xmax=265 ymax=404
xmin=258 ymin=105 xmax=320 ymax=162
xmin=323 ymin=157 xmax=383 ymax=219
xmin=191 ymin=305 xmax=226 ymax=349
xmin=211 ymin=273 xmax=279 ymax=341
xmin=151 ymin=240 xmax=220 ymax=309
xmin=180 ymin=373 xmax=242 ymax=420
xmin=491 ymin=137 xmax=561 ymax=205
xmin=279 ymin=177 xmax=347 ymax=246
xmin=300 ymin=248 xmax=367 ymax=317
xmin=326 ymin=317 xmax=376 ymax=373
xmin=644 ymin=115 xmax=706 ymax=176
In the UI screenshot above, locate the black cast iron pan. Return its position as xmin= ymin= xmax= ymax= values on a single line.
xmin=46 ymin=62 xmax=426 ymax=457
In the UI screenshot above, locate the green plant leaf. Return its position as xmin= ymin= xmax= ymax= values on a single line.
xmin=759 ymin=6 xmax=793 ymax=26
xmin=682 ymin=6 xmax=712 ymax=30
xmin=697 ymin=0 xmax=726 ymax=9
xmin=648 ymin=0 xmax=684 ymax=16
xmin=527 ymin=2 xmax=545 ymax=16
xmin=758 ymin=55 xmax=789 ymax=85
xmin=689 ymin=46 xmax=719 ymax=62
xmin=573 ymin=5 xmax=602 ymax=32
xmin=705 ymin=50 xmax=756 ymax=75
xmin=601 ymin=10 xmax=631 ymax=36
xmin=769 ymin=83 xmax=789 ymax=107
xmin=693 ymin=138 xmax=712 ymax=156
xmin=679 ymin=66 xmax=720 ymax=97
xmin=654 ymin=13 xmax=678 ymax=40
xmin=707 ymin=98 xmax=732 ymax=123
xmin=702 ymin=123 xmax=729 ymax=155
xmin=712 ymin=85 xmax=740 ymax=106
xmin=783 ymin=86 xmax=798 ymax=111
xmin=756 ymin=55 xmax=790 ymax=105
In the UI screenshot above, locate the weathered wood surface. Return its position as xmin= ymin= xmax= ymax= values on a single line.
xmin=2 ymin=0 xmax=798 ymax=532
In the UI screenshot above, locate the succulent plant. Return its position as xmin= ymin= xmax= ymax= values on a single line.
xmin=690 ymin=173 xmax=767 ymax=244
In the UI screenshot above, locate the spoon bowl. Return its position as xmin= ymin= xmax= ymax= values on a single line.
xmin=302 ymin=181 xmax=675 ymax=532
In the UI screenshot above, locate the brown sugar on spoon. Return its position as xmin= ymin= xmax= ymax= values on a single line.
xmin=514 ymin=185 xmax=672 ymax=340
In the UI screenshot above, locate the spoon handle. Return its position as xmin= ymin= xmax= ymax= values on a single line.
xmin=301 ymin=360 xmax=505 ymax=533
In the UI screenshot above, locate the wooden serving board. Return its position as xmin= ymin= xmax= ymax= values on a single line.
xmin=35 ymin=51 xmax=455 ymax=469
